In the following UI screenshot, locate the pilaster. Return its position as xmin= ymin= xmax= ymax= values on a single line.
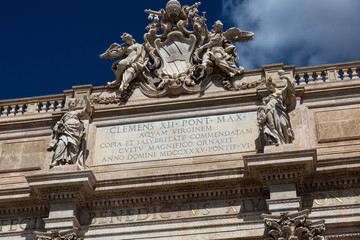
xmin=26 ymin=169 xmax=96 ymax=237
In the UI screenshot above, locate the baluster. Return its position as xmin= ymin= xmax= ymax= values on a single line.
xmin=351 ymin=67 xmax=359 ymax=80
xmin=2 ymin=106 xmax=10 ymax=117
xmin=40 ymin=102 xmax=48 ymax=113
xmin=18 ymin=104 xmax=25 ymax=115
xmin=9 ymin=105 xmax=17 ymax=116
xmin=298 ymin=73 xmax=306 ymax=85
xmin=56 ymin=100 xmax=64 ymax=111
xmin=323 ymin=71 xmax=328 ymax=82
xmin=308 ymin=72 xmax=315 ymax=84
xmin=48 ymin=101 xmax=56 ymax=112
xmin=343 ymin=68 xmax=350 ymax=80
xmin=316 ymin=71 xmax=323 ymax=83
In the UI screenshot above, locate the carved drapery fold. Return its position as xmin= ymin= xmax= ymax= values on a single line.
xmin=97 ymin=0 xmax=256 ymax=103
xmin=257 ymin=70 xmax=296 ymax=151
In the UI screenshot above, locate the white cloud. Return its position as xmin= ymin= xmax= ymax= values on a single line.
xmin=222 ymin=0 xmax=360 ymax=69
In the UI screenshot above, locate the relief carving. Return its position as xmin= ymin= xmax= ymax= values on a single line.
xmin=47 ymin=96 xmax=91 ymax=169
xmin=36 ymin=229 xmax=82 ymax=240
xmin=97 ymin=0 xmax=255 ymax=103
xmin=262 ymin=210 xmax=325 ymax=240
xmin=257 ymin=70 xmax=296 ymax=149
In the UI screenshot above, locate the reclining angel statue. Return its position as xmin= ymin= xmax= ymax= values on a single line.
xmin=47 ymin=96 xmax=91 ymax=169
xmin=194 ymin=20 xmax=254 ymax=77
xmin=257 ymin=70 xmax=296 ymax=147
xmin=99 ymin=33 xmax=148 ymax=91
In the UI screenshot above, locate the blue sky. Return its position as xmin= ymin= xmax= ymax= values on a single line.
xmin=1 ymin=0 xmax=359 ymax=100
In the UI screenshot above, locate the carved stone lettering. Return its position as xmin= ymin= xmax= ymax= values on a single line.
xmin=81 ymin=198 xmax=266 ymax=225
xmin=93 ymin=112 xmax=257 ymax=165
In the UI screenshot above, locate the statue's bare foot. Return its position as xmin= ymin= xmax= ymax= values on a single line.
xmin=107 ymin=80 xmax=120 ymax=88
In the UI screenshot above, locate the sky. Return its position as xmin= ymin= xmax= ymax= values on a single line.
xmin=0 ymin=0 xmax=359 ymax=100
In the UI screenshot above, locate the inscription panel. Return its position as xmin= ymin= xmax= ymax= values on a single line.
xmin=81 ymin=198 xmax=266 ymax=226
xmin=93 ymin=112 xmax=258 ymax=165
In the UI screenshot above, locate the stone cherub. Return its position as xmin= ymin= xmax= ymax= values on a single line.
xmin=257 ymin=70 xmax=296 ymax=147
xmin=99 ymin=33 xmax=148 ymax=91
xmin=194 ymin=20 xmax=254 ymax=77
xmin=47 ymin=96 xmax=91 ymax=169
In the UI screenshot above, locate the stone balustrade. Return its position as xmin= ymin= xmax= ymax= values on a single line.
xmin=294 ymin=60 xmax=360 ymax=85
xmin=1 ymin=61 xmax=360 ymax=118
xmin=0 ymin=95 xmax=65 ymax=117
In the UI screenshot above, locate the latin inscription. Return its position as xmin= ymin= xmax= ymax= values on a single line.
xmin=81 ymin=198 xmax=266 ymax=225
xmin=303 ymin=189 xmax=360 ymax=207
xmin=94 ymin=112 xmax=257 ymax=165
xmin=0 ymin=217 xmax=43 ymax=233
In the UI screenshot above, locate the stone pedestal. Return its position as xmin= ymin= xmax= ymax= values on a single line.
xmin=243 ymin=148 xmax=317 ymax=214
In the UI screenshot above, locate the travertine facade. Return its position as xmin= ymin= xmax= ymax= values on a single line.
xmin=0 ymin=1 xmax=360 ymax=239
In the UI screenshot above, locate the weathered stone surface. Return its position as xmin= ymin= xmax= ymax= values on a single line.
xmin=0 ymin=140 xmax=45 ymax=171
xmin=0 ymin=1 xmax=359 ymax=238
xmin=315 ymin=108 xmax=360 ymax=143
xmin=93 ymin=112 xmax=258 ymax=165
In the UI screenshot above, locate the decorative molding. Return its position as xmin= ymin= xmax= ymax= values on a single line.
xmin=262 ymin=210 xmax=326 ymax=240
xmin=35 ymin=229 xmax=82 ymax=240
xmin=326 ymin=233 xmax=360 ymax=239
xmin=244 ymin=149 xmax=317 ymax=189
xmin=26 ymin=170 xmax=96 ymax=203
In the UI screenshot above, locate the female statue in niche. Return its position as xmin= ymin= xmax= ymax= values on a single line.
xmin=257 ymin=70 xmax=296 ymax=147
xmin=47 ymin=96 xmax=91 ymax=169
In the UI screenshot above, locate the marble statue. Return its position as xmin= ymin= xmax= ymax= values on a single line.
xmin=257 ymin=70 xmax=296 ymax=146
xmin=96 ymin=0 xmax=255 ymax=102
xmin=47 ymin=96 xmax=91 ymax=169
xmin=195 ymin=20 xmax=251 ymax=77
xmin=99 ymin=33 xmax=148 ymax=91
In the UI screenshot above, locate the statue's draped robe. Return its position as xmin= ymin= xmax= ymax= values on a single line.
xmin=263 ymin=83 xmax=295 ymax=145
xmin=202 ymin=32 xmax=242 ymax=77
xmin=51 ymin=110 xmax=85 ymax=166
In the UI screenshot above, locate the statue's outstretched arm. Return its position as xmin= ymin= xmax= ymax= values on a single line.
xmin=278 ymin=70 xmax=296 ymax=112
xmin=76 ymin=96 xmax=91 ymax=118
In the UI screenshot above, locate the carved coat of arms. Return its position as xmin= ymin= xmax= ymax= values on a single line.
xmin=96 ymin=0 xmax=256 ymax=103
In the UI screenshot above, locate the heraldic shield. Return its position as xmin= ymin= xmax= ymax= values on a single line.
xmin=140 ymin=29 xmax=211 ymax=97
xmin=154 ymin=32 xmax=196 ymax=80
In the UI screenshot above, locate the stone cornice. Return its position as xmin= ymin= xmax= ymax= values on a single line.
xmin=243 ymin=149 xmax=317 ymax=189
xmin=26 ymin=170 xmax=96 ymax=203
